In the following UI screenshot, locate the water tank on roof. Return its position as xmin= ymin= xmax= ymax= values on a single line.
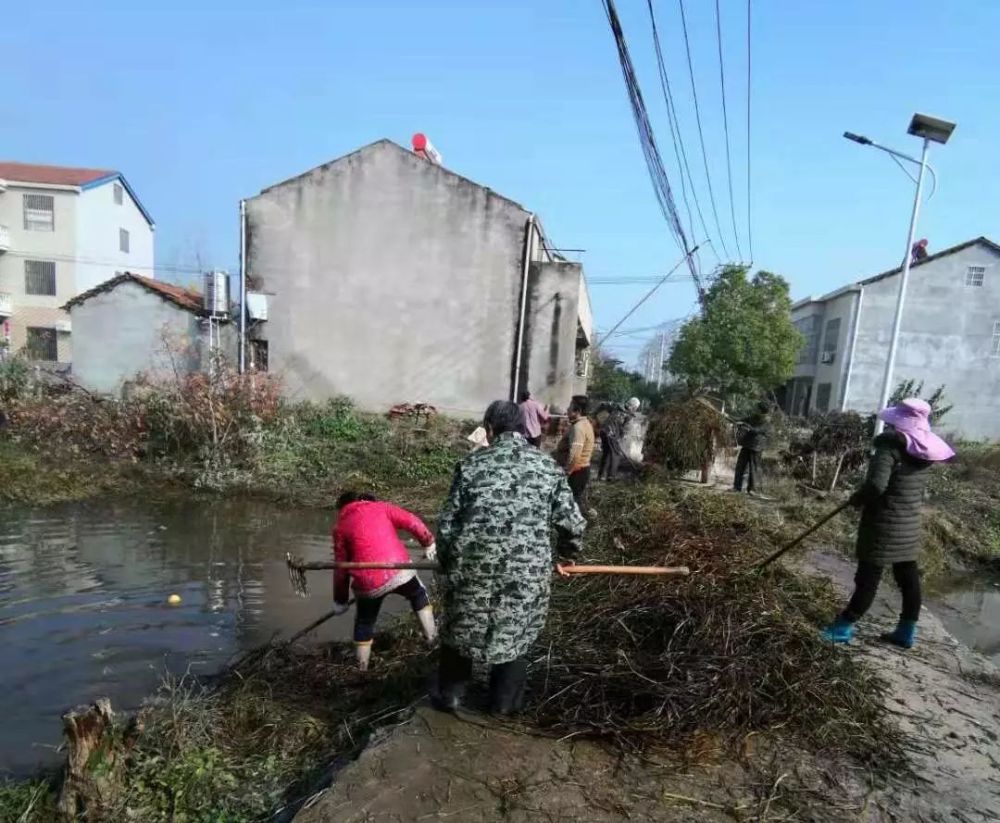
xmin=203 ymin=271 xmax=230 ymax=317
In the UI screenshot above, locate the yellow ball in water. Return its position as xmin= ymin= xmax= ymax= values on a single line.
xmin=167 ymin=594 xmax=182 ymax=606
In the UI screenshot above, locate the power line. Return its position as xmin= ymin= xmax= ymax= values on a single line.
xmin=596 ymin=243 xmax=702 ymax=346
xmin=3 ymin=249 xmax=233 ymax=277
xmin=714 ymin=0 xmax=744 ymax=262
xmin=646 ymin=0 xmax=720 ymax=270
xmin=746 ymin=0 xmax=754 ymax=263
xmin=677 ymin=0 xmax=731 ymax=261
xmin=601 ymin=0 xmax=700 ymax=289
xmin=588 ymin=272 xmax=689 ymax=285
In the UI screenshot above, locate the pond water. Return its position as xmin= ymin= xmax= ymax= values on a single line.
xmin=0 ymin=497 xmax=407 ymax=777
xmin=930 ymin=572 xmax=1000 ymax=663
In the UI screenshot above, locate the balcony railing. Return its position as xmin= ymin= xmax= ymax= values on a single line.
xmin=0 ymin=224 xmax=9 ymax=253
xmin=0 ymin=292 xmax=11 ymax=317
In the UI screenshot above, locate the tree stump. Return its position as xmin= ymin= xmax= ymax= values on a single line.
xmin=57 ymin=698 xmax=123 ymax=820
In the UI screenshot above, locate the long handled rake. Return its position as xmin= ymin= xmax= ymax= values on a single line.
xmin=753 ymin=500 xmax=852 ymax=571
xmin=286 ymin=553 xmax=690 ymax=597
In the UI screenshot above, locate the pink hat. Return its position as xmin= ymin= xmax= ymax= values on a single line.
xmin=878 ymin=398 xmax=955 ymax=462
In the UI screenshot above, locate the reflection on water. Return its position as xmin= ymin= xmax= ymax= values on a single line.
xmin=0 ymin=498 xmax=384 ymax=776
xmin=930 ymin=572 xmax=1000 ymax=663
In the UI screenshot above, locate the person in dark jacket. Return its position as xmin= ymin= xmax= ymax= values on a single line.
xmin=822 ymin=399 xmax=954 ymax=648
xmin=596 ymin=397 xmax=639 ymax=481
xmin=733 ymin=402 xmax=770 ymax=494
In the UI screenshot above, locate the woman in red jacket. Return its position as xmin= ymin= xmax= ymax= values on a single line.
xmin=332 ymin=491 xmax=437 ymax=670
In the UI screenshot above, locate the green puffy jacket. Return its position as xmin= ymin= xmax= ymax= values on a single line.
xmin=851 ymin=431 xmax=933 ymax=566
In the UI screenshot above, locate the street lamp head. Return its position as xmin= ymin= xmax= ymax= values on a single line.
xmin=908 ymin=113 xmax=956 ymax=145
xmin=843 ymin=131 xmax=873 ymax=145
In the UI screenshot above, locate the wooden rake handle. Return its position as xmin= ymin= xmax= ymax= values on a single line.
xmin=291 ymin=560 xmax=441 ymax=571
xmin=753 ymin=500 xmax=852 ymax=570
xmin=558 ymin=564 xmax=690 ymax=576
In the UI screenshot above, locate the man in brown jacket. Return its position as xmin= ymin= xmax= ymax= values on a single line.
xmin=554 ymin=395 xmax=595 ymax=513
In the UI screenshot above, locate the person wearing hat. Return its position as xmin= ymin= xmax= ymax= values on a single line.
xmin=822 ymin=398 xmax=954 ymax=649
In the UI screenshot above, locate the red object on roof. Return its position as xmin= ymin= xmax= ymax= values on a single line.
xmin=0 ymin=161 xmax=115 ymax=187
xmin=65 ymin=272 xmax=204 ymax=314
xmin=412 ymin=133 xmax=427 ymax=152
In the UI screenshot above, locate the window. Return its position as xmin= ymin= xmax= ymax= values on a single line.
xmin=23 ymin=194 xmax=54 ymax=231
xmin=25 ymin=327 xmax=58 ymax=361
xmin=992 ymin=320 xmax=1000 ymax=358
xmin=815 ymin=383 xmax=832 ymax=413
xmin=250 ymin=339 xmax=269 ymax=372
xmin=821 ymin=318 xmax=841 ymax=363
xmin=794 ymin=315 xmax=821 ymax=365
xmin=24 ymin=260 xmax=56 ymax=296
xmin=966 ymin=266 xmax=985 ymax=287
xmin=119 ymin=228 xmax=130 ymax=253
xmin=113 ymin=182 xmax=124 ymax=205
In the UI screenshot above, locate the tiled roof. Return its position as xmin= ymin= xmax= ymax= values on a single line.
xmin=64 ymin=272 xmax=204 ymax=314
xmin=0 ymin=161 xmax=116 ymax=187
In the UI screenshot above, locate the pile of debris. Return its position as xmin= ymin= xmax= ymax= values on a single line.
xmin=526 ymin=483 xmax=908 ymax=771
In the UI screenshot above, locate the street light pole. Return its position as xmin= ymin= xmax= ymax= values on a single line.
xmin=874 ymin=137 xmax=929 ymax=435
xmin=844 ymin=113 xmax=955 ymax=435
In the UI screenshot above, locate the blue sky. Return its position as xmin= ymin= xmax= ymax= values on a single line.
xmin=3 ymin=0 xmax=998 ymax=368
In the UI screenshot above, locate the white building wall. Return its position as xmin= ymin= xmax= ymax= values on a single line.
xmin=847 ymin=244 xmax=1000 ymax=440
xmin=76 ymin=180 xmax=155 ymax=293
xmin=810 ymin=290 xmax=859 ymax=412
xmin=0 ymin=184 xmax=79 ymax=360
xmin=70 ymin=281 xmax=202 ymax=394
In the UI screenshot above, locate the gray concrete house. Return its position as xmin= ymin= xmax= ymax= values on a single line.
xmin=244 ymin=139 xmax=593 ymax=417
xmin=782 ymin=236 xmax=1000 ymax=440
xmin=65 ymin=272 xmax=232 ymax=394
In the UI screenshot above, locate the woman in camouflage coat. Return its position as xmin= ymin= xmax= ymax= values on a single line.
xmin=434 ymin=400 xmax=586 ymax=715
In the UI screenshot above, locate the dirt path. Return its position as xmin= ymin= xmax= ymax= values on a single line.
xmin=292 ymin=706 xmax=762 ymax=822
xmin=801 ymin=550 xmax=1000 ymax=822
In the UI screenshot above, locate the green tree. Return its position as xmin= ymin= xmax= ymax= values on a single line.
xmin=668 ymin=267 xmax=801 ymax=407
xmin=587 ymin=351 xmax=671 ymax=409
xmin=889 ymin=379 xmax=952 ymax=424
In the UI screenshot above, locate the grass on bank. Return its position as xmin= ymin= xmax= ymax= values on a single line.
xmin=0 ymin=395 xmax=468 ymax=511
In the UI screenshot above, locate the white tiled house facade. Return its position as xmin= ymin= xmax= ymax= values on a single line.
xmin=0 ymin=162 xmax=154 ymax=364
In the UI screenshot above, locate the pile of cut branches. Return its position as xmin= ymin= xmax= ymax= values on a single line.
xmin=644 ymin=398 xmax=734 ymax=473
xmin=527 ymin=483 xmax=908 ymax=773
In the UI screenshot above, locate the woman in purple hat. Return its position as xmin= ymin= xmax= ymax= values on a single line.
xmin=822 ymin=398 xmax=954 ymax=649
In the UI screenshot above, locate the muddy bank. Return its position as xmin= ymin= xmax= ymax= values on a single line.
xmin=800 ymin=549 xmax=1000 ymax=822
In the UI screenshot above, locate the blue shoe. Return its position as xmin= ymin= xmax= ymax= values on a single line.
xmin=821 ymin=618 xmax=855 ymax=644
xmin=880 ymin=620 xmax=917 ymax=649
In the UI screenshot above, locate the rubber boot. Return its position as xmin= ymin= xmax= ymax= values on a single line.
xmin=432 ymin=645 xmax=471 ymax=713
xmin=880 ymin=619 xmax=917 ymax=649
xmin=821 ymin=617 xmax=855 ymax=644
xmin=416 ymin=605 xmax=437 ymax=645
xmin=489 ymin=659 xmax=528 ymax=716
xmin=354 ymin=640 xmax=373 ymax=672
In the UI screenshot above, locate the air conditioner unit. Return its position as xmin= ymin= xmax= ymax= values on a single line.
xmin=820 ymin=351 xmax=835 ymax=364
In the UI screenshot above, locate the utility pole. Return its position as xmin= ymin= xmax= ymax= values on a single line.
xmin=656 ymin=331 xmax=666 ymax=388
